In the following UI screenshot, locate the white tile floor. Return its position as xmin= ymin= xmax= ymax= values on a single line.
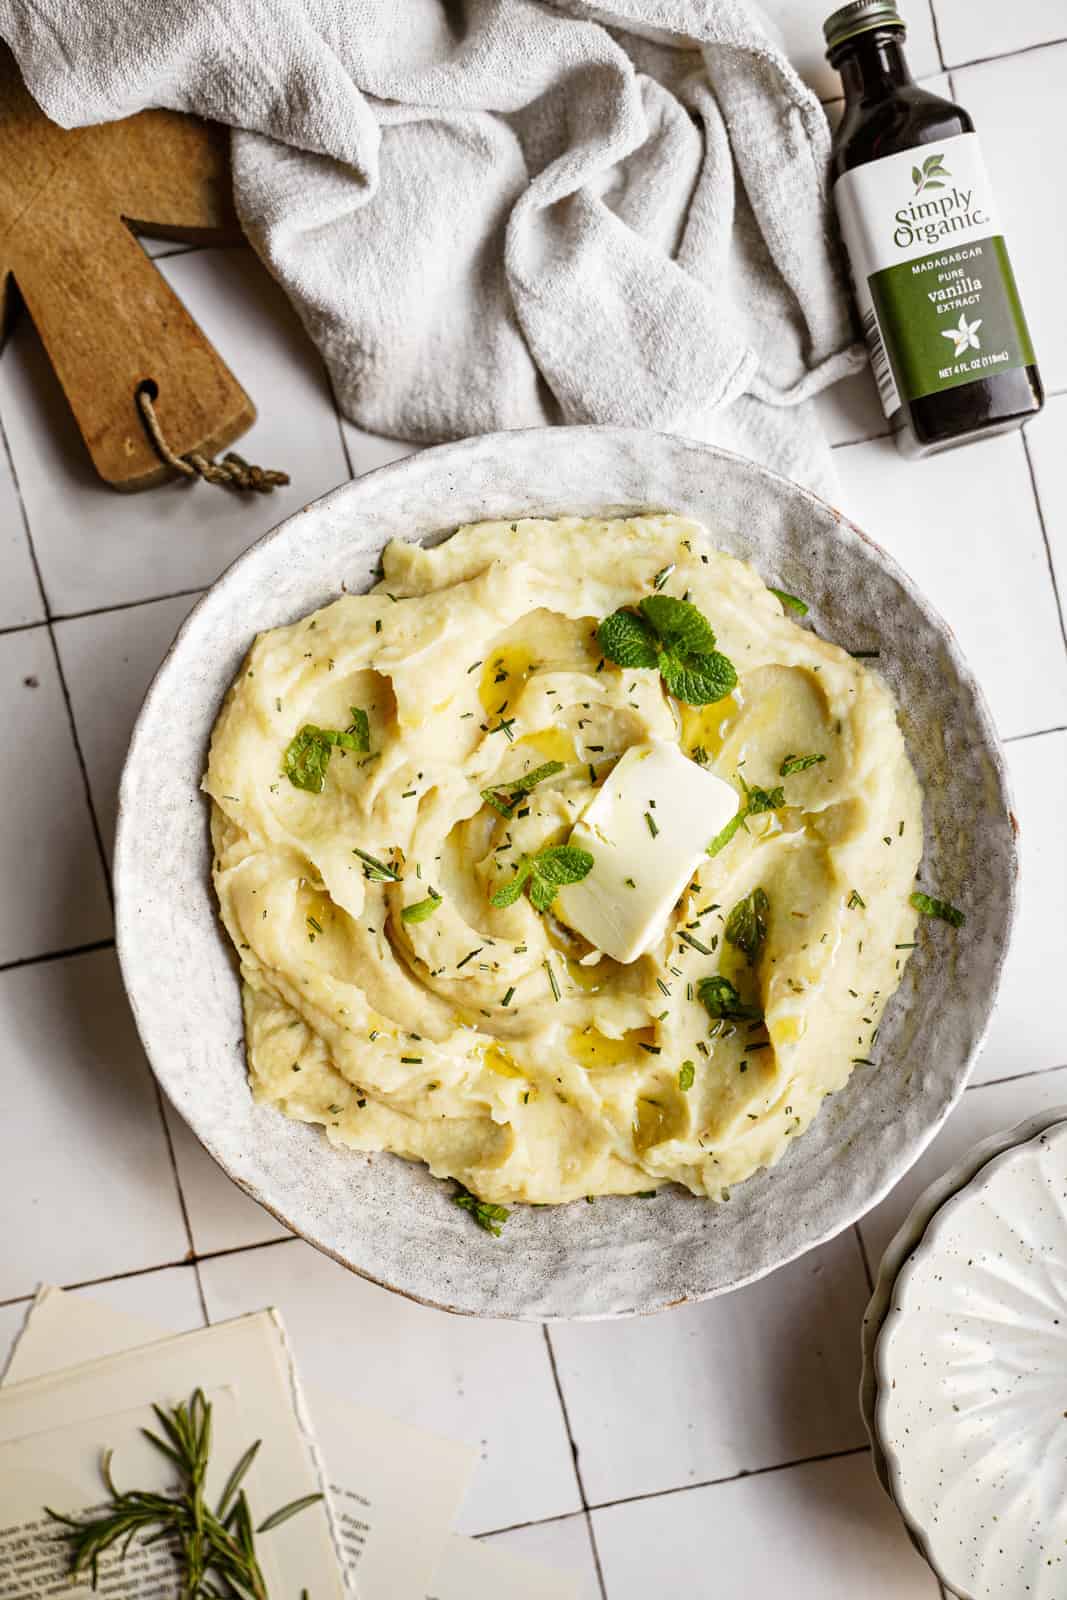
xmin=0 ymin=6 xmax=1064 ymax=1596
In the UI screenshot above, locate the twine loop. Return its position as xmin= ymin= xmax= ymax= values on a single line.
xmin=136 ymin=384 xmax=289 ymax=494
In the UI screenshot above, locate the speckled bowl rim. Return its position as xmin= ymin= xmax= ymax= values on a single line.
xmin=860 ymin=1104 xmax=1067 ymax=1493
xmin=114 ymin=425 xmax=1018 ymax=1320
xmin=872 ymin=1116 xmax=1067 ymax=1599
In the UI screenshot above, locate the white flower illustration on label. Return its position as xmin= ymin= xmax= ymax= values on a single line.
xmin=941 ymin=313 xmax=982 ymax=358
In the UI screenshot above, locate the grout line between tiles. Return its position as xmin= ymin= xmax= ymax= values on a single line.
xmin=581 ymin=1510 xmax=609 ymax=1600
xmin=945 ymin=33 xmax=1067 ymax=76
xmin=474 ymin=1507 xmax=598 ymax=1542
xmin=45 ymin=625 xmax=114 ymax=907
xmin=191 ymin=1259 xmax=211 ymax=1327
xmin=1002 ymin=722 xmax=1067 ymax=745
xmin=966 ymin=1060 xmax=1067 ymax=1093
xmin=0 ymin=1234 xmax=299 ymax=1311
xmin=542 ymin=1326 xmax=609 ymax=1600
xmin=0 ymin=936 xmax=115 ymax=976
xmin=330 ymin=377 xmax=357 ymax=482
xmin=50 ymin=585 xmax=207 ymax=627
xmin=584 ymin=1442 xmax=873 ymax=1517
xmin=0 ymin=406 xmax=49 ymax=621
xmin=152 ymin=1083 xmax=205 ymax=1307
xmin=0 ymin=616 xmax=46 ymax=639
xmin=926 ymin=0 xmax=947 ymax=71
xmin=1021 ymin=428 xmax=1067 ymax=658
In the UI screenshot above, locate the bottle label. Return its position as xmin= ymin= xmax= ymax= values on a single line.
xmin=833 ymin=132 xmax=1035 ymax=418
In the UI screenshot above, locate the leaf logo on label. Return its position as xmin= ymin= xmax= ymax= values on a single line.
xmin=912 ymin=153 xmax=950 ymax=195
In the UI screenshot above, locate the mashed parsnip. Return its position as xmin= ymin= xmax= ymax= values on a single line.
xmin=205 ymin=515 xmax=922 ymax=1205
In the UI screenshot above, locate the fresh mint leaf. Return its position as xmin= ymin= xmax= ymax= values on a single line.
xmin=910 ymin=890 xmax=965 ymax=928
xmin=596 ymin=609 xmax=658 ymax=669
xmin=528 ymin=876 xmax=557 ymax=912
xmin=660 ymin=650 xmax=737 ymax=706
xmin=599 ymin=595 xmax=737 ymax=706
xmin=779 ymin=752 xmax=825 ymax=777
xmin=639 ymin=594 xmax=716 ymax=656
xmin=531 ymin=845 xmax=594 ymax=887
xmin=725 ymin=887 xmax=770 ymax=962
xmin=452 ymin=1183 xmax=509 ymax=1237
xmin=490 ymin=843 xmax=593 ymax=912
xmin=401 ymin=890 xmax=442 ymax=924
xmin=284 ymin=708 xmax=371 ymax=792
xmin=490 ymin=860 xmax=534 ymax=907
xmin=696 ymin=974 xmax=763 ymax=1022
xmin=768 ymin=587 xmax=808 ymax=616
xmin=678 ymin=1060 xmax=695 ymax=1092
xmin=283 ymin=726 xmax=335 ymax=793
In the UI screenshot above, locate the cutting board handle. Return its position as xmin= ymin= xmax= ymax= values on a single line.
xmin=12 ymin=144 xmax=254 ymax=490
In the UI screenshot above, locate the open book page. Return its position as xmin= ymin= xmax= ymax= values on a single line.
xmin=0 ymin=1309 xmax=345 ymax=1600
xmin=3 ymin=1288 xmax=475 ymax=1600
xmin=3 ymin=1288 xmax=582 ymax=1600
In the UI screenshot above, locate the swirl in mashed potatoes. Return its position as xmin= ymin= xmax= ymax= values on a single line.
xmin=205 ymin=514 xmax=922 ymax=1206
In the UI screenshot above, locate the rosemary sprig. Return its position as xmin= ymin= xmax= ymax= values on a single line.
xmin=46 ymin=1389 xmax=322 ymax=1599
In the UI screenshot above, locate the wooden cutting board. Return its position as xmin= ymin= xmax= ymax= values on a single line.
xmin=0 ymin=45 xmax=255 ymax=491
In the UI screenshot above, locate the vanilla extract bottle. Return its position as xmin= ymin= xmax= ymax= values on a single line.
xmin=824 ymin=0 xmax=1042 ymax=455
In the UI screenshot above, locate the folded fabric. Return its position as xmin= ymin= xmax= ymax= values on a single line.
xmin=0 ymin=0 xmax=865 ymax=496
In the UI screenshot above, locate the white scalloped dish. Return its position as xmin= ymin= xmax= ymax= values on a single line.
xmin=875 ymin=1118 xmax=1067 ymax=1599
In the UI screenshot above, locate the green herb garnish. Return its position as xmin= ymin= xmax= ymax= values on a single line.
xmin=596 ymin=595 xmax=736 ymax=706
xmin=452 ymin=1183 xmax=509 ymax=1237
xmin=724 ymin=887 xmax=770 ymax=962
xmin=46 ymin=1389 xmax=321 ymax=1597
xmin=283 ymin=707 xmax=369 ymax=793
xmin=707 ymin=777 xmax=785 ymax=857
xmin=401 ymin=890 xmax=442 ymax=924
xmin=847 ymin=889 xmax=866 ymax=910
xmin=481 ymin=760 xmax=565 ymax=819
xmin=910 ymin=890 xmax=965 ymax=928
xmin=490 ymin=843 xmax=593 ymax=913
xmin=353 ymin=847 xmax=401 ymax=881
xmin=779 ymin=752 xmax=826 ymax=777
xmin=769 ymin=587 xmax=808 ymax=616
xmin=696 ymin=974 xmax=763 ymax=1023
xmin=678 ymin=1060 xmax=695 ymax=1092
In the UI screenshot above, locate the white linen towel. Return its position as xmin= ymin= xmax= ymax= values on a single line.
xmin=0 ymin=0 xmax=864 ymax=495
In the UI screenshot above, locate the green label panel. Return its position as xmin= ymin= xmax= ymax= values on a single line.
xmin=869 ymin=236 xmax=1035 ymax=404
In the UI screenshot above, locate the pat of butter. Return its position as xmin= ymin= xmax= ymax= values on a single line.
xmin=555 ymin=741 xmax=738 ymax=964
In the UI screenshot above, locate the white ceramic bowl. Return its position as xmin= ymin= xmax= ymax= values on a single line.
xmin=114 ymin=427 xmax=1017 ymax=1319
xmin=874 ymin=1117 xmax=1067 ymax=1599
